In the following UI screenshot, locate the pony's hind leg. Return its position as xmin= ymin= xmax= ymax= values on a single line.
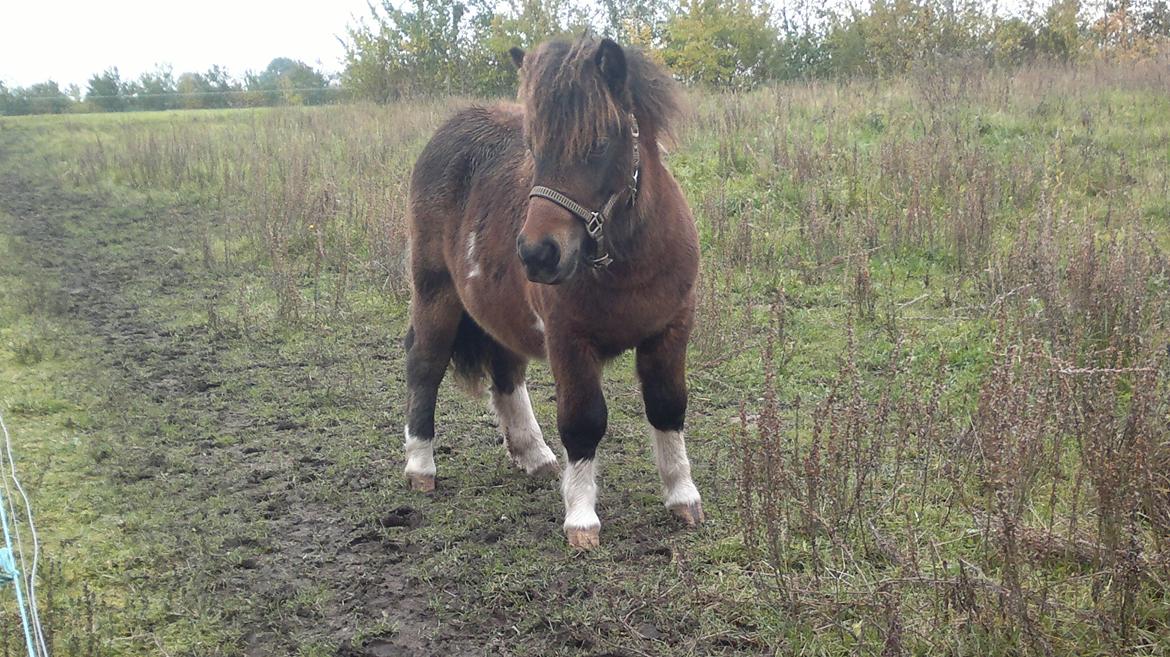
xmin=403 ymin=269 xmax=463 ymax=492
xmin=637 ymin=317 xmax=704 ymax=527
xmin=489 ymin=350 xmax=559 ymax=476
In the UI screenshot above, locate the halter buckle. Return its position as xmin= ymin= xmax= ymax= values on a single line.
xmin=585 ymin=211 xmax=604 ymax=240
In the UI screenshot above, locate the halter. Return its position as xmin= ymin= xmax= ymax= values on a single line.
xmin=529 ymin=114 xmax=641 ymax=269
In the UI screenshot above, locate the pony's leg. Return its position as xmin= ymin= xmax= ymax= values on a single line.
xmin=637 ymin=317 xmax=703 ymax=527
xmin=549 ymin=336 xmax=607 ymax=549
xmin=489 ymin=349 xmax=559 ymax=476
xmin=403 ymin=272 xmax=462 ymax=492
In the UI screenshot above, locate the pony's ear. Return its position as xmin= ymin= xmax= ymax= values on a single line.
xmin=594 ymin=38 xmax=626 ymax=94
xmin=509 ymin=47 xmax=525 ymax=69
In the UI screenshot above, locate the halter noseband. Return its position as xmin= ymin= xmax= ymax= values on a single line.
xmin=528 ymin=114 xmax=641 ymax=270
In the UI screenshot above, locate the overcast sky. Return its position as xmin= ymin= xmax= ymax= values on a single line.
xmin=1 ymin=0 xmax=370 ymax=88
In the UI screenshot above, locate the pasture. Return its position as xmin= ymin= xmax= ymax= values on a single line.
xmin=1 ymin=58 xmax=1169 ymax=656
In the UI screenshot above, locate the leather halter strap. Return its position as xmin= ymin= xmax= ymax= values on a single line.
xmin=528 ymin=114 xmax=640 ymax=270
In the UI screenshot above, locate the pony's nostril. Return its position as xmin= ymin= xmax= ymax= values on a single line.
xmin=519 ymin=237 xmax=560 ymax=274
xmin=537 ymin=240 xmax=560 ymax=271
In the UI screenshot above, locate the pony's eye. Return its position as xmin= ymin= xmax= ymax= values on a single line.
xmin=588 ymin=142 xmax=609 ymax=160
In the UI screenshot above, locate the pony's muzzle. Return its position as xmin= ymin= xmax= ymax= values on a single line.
xmin=517 ymin=235 xmax=563 ymax=284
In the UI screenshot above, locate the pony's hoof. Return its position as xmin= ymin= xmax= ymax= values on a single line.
xmin=407 ymin=474 xmax=436 ymax=492
xmin=530 ymin=459 xmax=560 ymax=478
xmin=566 ymin=526 xmax=600 ymax=550
xmin=670 ymin=501 xmax=705 ymax=527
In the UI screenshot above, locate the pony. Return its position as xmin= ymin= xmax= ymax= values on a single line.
xmin=403 ymin=35 xmax=702 ymax=549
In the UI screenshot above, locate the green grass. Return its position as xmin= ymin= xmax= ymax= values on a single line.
xmin=1 ymin=58 xmax=1169 ymax=656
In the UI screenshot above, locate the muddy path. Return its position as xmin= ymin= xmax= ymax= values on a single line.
xmin=0 ymin=171 xmax=503 ymax=655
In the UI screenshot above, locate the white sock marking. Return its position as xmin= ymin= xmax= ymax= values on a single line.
xmin=403 ymin=426 xmax=436 ymax=477
xmin=491 ymin=384 xmax=557 ymax=473
xmin=562 ymin=457 xmax=600 ymax=531
xmin=652 ymin=428 xmax=700 ymax=509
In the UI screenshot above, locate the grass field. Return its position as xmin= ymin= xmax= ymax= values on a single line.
xmin=1 ymin=57 xmax=1169 ymax=656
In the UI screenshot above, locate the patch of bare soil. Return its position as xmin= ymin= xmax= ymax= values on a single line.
xmin=0 ymin=174 xmax=492 ymax=656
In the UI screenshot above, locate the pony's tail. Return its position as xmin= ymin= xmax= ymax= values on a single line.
xmin=449 ymin=312 xmax=493 ymax=397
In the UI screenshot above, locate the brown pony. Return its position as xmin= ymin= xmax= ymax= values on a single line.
xmin=403 ymin=35 xmax=702 ymax=549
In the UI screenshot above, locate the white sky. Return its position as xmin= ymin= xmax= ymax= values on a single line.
xmin=1 ymin=0 xmax=371 ymax=89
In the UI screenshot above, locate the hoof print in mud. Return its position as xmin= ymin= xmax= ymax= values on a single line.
xmin=378 ymin=506 xmax=422 ymax=529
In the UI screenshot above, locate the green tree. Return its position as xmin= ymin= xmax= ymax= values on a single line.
xmin=175 ymin=66 xmax=242 ymax=110
xmin=24 ymin=81 xmax=73 ymax=114
xmin=176 ymin=72 xmax=213 ymax=109
xmin=993 ymin=16 xmax=1039 ymax=65
xmin=343 ymin=0 xmax=473 ymax=100
xmin=821 ymin=0 xmax=995 ymax=77
xmin=1037 ymin=0 xmax=1084 ymax=62
xmin=0 ymin=82 xmax=29 ymax=115
xmin=245 ymin=58 xmax=332 ymax=106
xmin=86 ymin=68 xmax=127 ymax=111
xmin=0 ymin=81 xmax=76 ymax=115
xmin=599 ymin=0 xmax=674 ymax=46
xmin=661 ymin=0 xmax=778 ymax=87
xmin=769 ymin=1 xmax=832 ymax=79
xmin=474 ymin=0 xmax=585 ymax=95
xmin=343 ymin=0 xmax=589 ymax=100
xmin=128 ymin=65 xmax=177 ymax=111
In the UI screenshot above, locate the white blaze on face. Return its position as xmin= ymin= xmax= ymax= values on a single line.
xmin=562 ymin=456 xmax=600 ymax=531
xmin=466 ymin=231 xmax=482 ymax=279
xmin=403 ymin=426 xmax=436 ymax=478
xmin=651 ymin=428 xmax=700 ymax=509
xmin=491 ymin=383 xmax=557 ymax=473
xmin=533 ymin=315 xmax=545 ymax=335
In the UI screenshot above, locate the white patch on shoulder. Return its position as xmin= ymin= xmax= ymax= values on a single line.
xmin=651 ymin=428 xmax=701 ymax=509
xmin=403 ymin=426 xmax=436 ymax=477
xmin=466 ymin=231 xmax=482 ymax=279
xmin=562 ymin=457 xmax=600 ymax=531
xmin=491 ymin=384 xmax=557 ymax=473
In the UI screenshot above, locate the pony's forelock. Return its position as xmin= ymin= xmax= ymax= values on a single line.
xmin=519 ymin=36 xmax=682 ymax=162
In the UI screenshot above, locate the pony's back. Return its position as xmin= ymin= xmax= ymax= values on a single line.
xmin=409 ymin=104 xmax=527 ymax=222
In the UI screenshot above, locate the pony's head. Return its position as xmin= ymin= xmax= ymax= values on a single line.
xmin=511 ymin=36 xmax=680 ymax=284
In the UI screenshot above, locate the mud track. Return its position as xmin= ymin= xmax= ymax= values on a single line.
xmin=0 ymin=174 xmax=492 ymax=656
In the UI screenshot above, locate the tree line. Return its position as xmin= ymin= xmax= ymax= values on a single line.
xmin=1 ymin=58 xmax=336 ymax=116
xmin=4 ymin=0 xmax=1168 ymax=116
xmin=343 ymin=0 xmax=1170 ymax=98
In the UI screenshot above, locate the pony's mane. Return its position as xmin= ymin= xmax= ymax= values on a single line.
xmin=519 ymin=35 xmax=683 ymax=162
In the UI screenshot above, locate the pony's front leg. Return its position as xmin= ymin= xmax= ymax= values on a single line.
xmin=637 ymin=316 xmax=703 ymax=527
xmin=549 ymin=335 xmax=607 ymax=549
